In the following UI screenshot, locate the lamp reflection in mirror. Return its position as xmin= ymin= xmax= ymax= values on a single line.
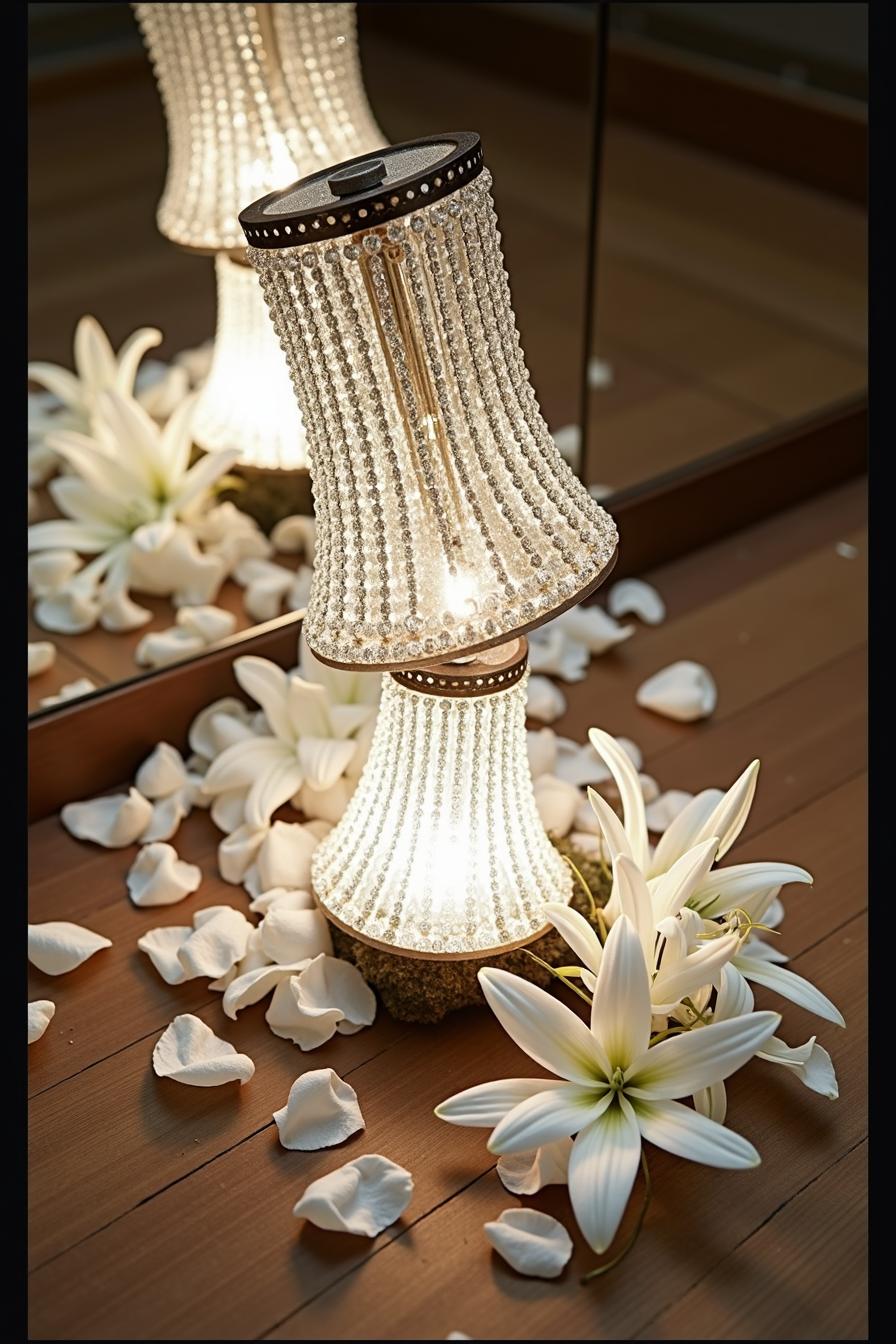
xmin=133 ymin=1 xmax=386 ymax=471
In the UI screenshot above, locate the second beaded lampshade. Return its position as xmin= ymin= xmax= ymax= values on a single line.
xmin=241 ymin=134 xmax=618 ymax=669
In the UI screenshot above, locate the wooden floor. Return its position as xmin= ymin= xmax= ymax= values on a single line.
xmin=28 ymin=478 xmax=868 ymax=1340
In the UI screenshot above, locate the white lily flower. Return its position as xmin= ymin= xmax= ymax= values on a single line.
xmin=437 ymin=916 xmax=778 ymax=1253
xmin=28 ymin=315 xmax=165 ymax=480
xmin=202 ymin=655 xmax=375 ymax=830
xmin=693 ymin=965 xmax=839 ymax=1121
xmin=28 ymin=388 xmax=239 ymax=634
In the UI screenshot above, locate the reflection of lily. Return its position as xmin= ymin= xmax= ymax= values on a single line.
xmin=202 ymin=656 xmax=378 ymax=830
xmin=28 ymin=315 xmax=174 ymax=485
xmin=437 ymin=916 xmax=778 ymax=1254
xmin=28 ymin=389 xmax=238 ymax=633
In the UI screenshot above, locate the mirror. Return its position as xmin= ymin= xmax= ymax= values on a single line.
xmin=28 ymin=0 xmax=603 ymax=714
xmin=580 ymin=1 xmax=867 ymax=498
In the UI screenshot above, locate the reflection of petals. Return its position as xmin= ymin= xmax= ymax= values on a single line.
xmin=100 ymin=590 xmax=152 ymax=633
xmin=61 ymin=787 xmax=153 ymax=848
xmin=292 ymin=1155 xmax=413 ymax=1236
xmin=28 ymin=1000 xmax=56 ymax=1044
xmin=152 ymin=1014 xmax=255 ymax=1086
xmin=126 ymin=842 xmax=202 ymax=906
xmin=176 ymin=604 xmax=237 ymax=644
xmin=28 ymin=921 xmax=112 ymax=975
xmin=135 ymin=627 xmax=206 ymax=669
xmin=484 ymin=1208 xmax=573 ymax=1279
xmin=28 ymin=641 xmax=56 ymax=678
xmin=39 ymin=676 xmax=98 ymax=708
xmin=274 ymin=1068 xmax=365 ymax=1150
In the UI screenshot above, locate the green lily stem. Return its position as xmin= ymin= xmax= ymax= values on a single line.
xmin=581 ymin=1152 xmax=652 ymax=1283
xmin=522 ymin=949 xmax=593 ymax=1005
xmin=561 ymin=854 xmax=601 ymax=925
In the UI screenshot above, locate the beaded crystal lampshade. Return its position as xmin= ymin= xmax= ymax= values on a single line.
xmin=133 ymin=1 xmax=386 ymax=471
xmin=241 ymin=134 xmax=618 ymax=668
xmin=311 ymin=641 xmax=572 ymax=957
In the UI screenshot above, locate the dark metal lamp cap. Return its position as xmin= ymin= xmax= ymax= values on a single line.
xmin=239 ymin=132 xmax=483 ymax=248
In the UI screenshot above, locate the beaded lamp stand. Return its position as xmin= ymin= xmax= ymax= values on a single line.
xmin=133 ymin=1 xmax=386 ymax=489
xmin=241 ymin=135 xmax=619 ymax=1007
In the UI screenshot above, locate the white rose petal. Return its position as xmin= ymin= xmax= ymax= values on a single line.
xmin=126 ymin=842 xmax=202 ymax=907
xmin=527 ymin=727 xmax=557 ymax=779
xmin=637 ymin=661 xmax=718 ymax=722
xmin=608 ymin=578 xmax=666 ymax=625
xmin=135 ymin=742 xmax=189 ymax=798
xmin=176 ymin=605 xmax=237 ymax=644
xmin=554 ymin=737 xmax=611 ymax=788
xmin=28 ymin=1000 xmax=56 ymax=1044
xmin=266 ymin=954 xmax=376 ymax=1050
xmin=152 ymin=1013 xmax=255 ymax=1087
xmin=645 ymin=789 xmax=695 ymax=833
xmin=39 ymin=676 xmax=99 ymax=708
xmin=61 ymin=787 xmax=154 ymax=848
xmin=177 ymin=906 xmax=253 ymax=980
xmin=298 ymin=778 xmax=353 ymax=825
xmin=533 ymin=774 xmax=581 ymax=837
xmin=260 ymin=907 xmax=333 ymax=964
xmin=219 ymin=822 xmax=268 ymax=883
xmin=188 ymin=696 xmax=254 ymax=760
xmin=556 ymin=604 xmax=635 ymax=655
xmin=100 ymin=591 xmax=152 ymax=633
xmin=521 ymin=672 xmax=564 ymax=725
xmin=271 ymin=514 xmax=316 ymax=560
xmin=249 ymin=887 xmax=316 ymax=915
xmin=639 ymin=773 xmax=660 ymax=803
xmin=497 ymin=1137 xmax=573 ymax=1195
xmin=135 ymin=626 xmax=207 ymax=670
xmin=222 ymin=959 xmax=311 ymax=1019
xmin=137 ymin=925 xmax=192 ymax=984
xmin=256 ymin=821 xmax=320 ymax=892
xmin=28 ymin=641 xmax=56 ymax=678
xmin=28 ymin=921 xmax=112 ymax=975
xmin=274 ymin=1068 xmax=365 ymax=1150
xmin=484 ymin=1207 xmax=573 ymax=1279
xmin=28 ymin=550 xmax=80 ymax=596
xmin=528 ymin=628 xmax=590 ymax=682
xmin=292 ymin=1154 xmax=413 ymax=1236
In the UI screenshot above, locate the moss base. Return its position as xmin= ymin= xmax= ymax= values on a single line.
xmin=217 ymin=466 xmax=313 ymax=535
xmin=327 ymin=838 xmax=609 ymax=1023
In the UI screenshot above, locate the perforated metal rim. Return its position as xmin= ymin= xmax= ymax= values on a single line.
xmin=239 ymin=132 xmax=483 ymax=247
xmin=391 ymin=638 xmax=528 ymax=699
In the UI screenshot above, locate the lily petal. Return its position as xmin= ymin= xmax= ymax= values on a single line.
xmin=568 ymin=1095 xmax=641 ymax=1254
xmin=435 ymin=1078 xmax=558 ymax=1128
xmin=478 ymin=967 xmax=607 ymax=1086
xmin=588 ymin=728 xmax=649 ymax=869
xmin=626 ymin=1009 xmax=780 ymax=1099
xmin=234 ymin=657 xmax=294 ymax=743
xmin=542 ymin=903 xmax=603 ymax=977
xmin=634 ymin=1097 xmax=760 ymax=1167
xmin=488 ymin=1084 xmax=606 ymax=1155
xmin=592 ymin=913 xmax=652 ymax=1068
xmin=732 ymin=955 xmax=845 ymax=1027
xmin=649 ymin=789 xmax=724 ymax=876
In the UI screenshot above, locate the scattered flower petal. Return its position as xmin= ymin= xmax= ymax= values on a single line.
xmin=274 ymin=1068 xmax=365 ymax=1150
xmin=636 ymin=661 xmax=717 ymax=722
xmin=126 ymin=842 xmax=202 ymax=906
xmin=137 ymin=925 xmax=192 ymax=984
xmin=28 ymin=641 xmax=56 ymax=678
xmin=497 ymin=1137 xmax=573 ymax=1194
xmin=176 ymin=604 xmax=237 ymax=644
xmin=527 ymin=727 xmax=557 ymax=779
xmin=266 ymin=954 xmax=376 ymax=1049
xmin=528 ymin=628 xmax=590 ymax=682
xmin=271 ymin=514 xmax=316 ymax=560
xmin=39 ymin=676 xmax=98 ymax=707
xmin=526 ymin=675 xmax=566 ymax=723
xmin=177 ymin=906 xmax=253 ymax=980
xmin=100 ymin=590 xmax=152 ymax=632
xmin=249 ymin=887 xmax=316 ymax=915
xmin=152 ymin=1013 xmax=255 ymax=1086
xmin=136 ymin=743 xmax=189 ymax=798
xmin=28 ymin=1000 xmax=56 ymax=1044
xmin=135 ymin=626 xmax=207 ymax=669
xmin=608 ymin=578 xmax=666 ymax=625
xmin=61 ymin=787 xmax=153 ymax=847
xmin=188 ymin=696 xmax=255 ymax=761
xmin=28 ymin=921 xmax=112 ymax=975
xmin=218 ymin=823 xmax=268 ymax=884
xmin=556 ymin=604 xmax=635 ymax=654
xmin=645 ymin=790 xmax=695 ymax=833
xmin=260 ymin=907 xmax=333 ymax=964
xmin=292 ymin=1154 xmax=413 ymax=1236
xmin=484 ymin=1208 xmax=573 ymax=1279
xmin=256 ymin=821 xmax=320 ymax=892
xmin=533 ymin=774 xmax=581 ymax=837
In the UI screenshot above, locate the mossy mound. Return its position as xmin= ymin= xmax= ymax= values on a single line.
xmin=217 ymin=468 xmax=313 ymax=535
xmin=328 ymin=838 xmax=610 ymax=1024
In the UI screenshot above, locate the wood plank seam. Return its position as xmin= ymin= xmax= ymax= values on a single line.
xmin=631 ymin=1136 xmax=868 ymax=1341
xmin=28 ymin=1026 xmax=416 ymax=1275
xmin=29 ymin=757 xmax=866 ymax=1104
